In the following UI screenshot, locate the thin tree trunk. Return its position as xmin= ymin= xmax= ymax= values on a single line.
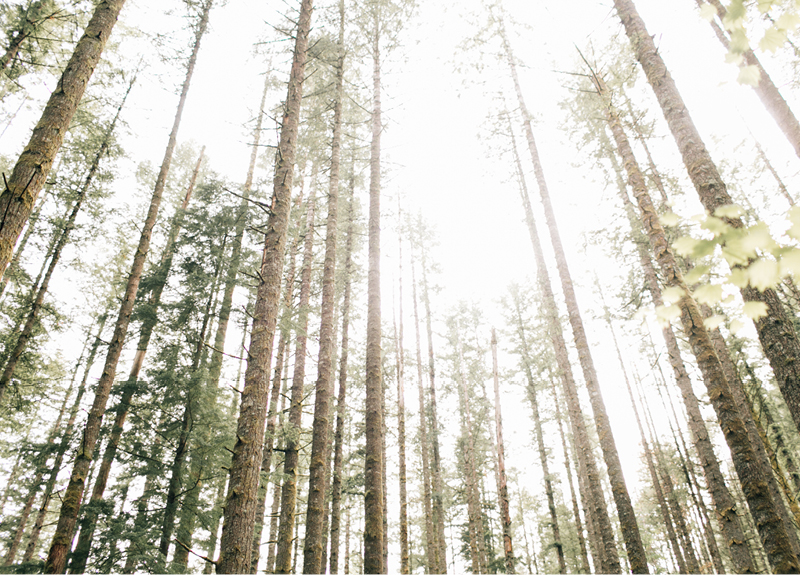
xmin=274 ymin=177 xmax=317 ymax=574
xmin=510 ymin=298 xmax=566 ymax=574
xmin=490 ymin=329 xmax=515 ymax=574
xmin=0 ymin=0 xmax=126 ymax=286
xmin=364 ymin=10 xmax=384 ymax=574
xmin=393 ymin=230 xmax=410 ymax=574
xmin=216 ymin=1 xmax=313 ymax=570
xmin=595 ymin=68 xmax=800 ymax=572
xmin=410 ymin=250 xmax=436 ymax=574
xmin=616 ymin=0 xmax=800 ymax=442
xmin=601 ymin=126 xmax=755 ymax=573
xmin=42 ymin=4 xmax=210 ymax=568
xmin=549 ymin=378 xmax=592 ymax=574
xmin=501 ymin=23 xmax=648 ymax=571
xmin=303 ymin=3 xmax=345 ymax=568
xmin=420 ymin=233 xmax=447 ymax=575
xmin=0 ymin=78 xmax=132 ymax=405
xmin=67 ymin=144 xmax=206 ymax=575
xmin=329 ymin=171 xmax=355 ymax=575
xmin=504 ymin=106 xmax=619 ymax=572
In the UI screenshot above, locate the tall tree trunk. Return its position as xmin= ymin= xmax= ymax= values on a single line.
xmin=302 ymin=4 xmax=345 ymax=569
xmin=455 ymin=336 xmax=488 ymax=574
xmin=0 ymin=0 xmax=126 ymax=286
xmin=67 ymin=144 xmax=206 ymax=575
xmin=274 ymin=176 xmax=317 ymax=574
xmin=601 ymin=126 xmax=756 ymax=573
xmin=329 ymin=171 xmax=355 ymax=575
xmin=42 ymin=4 xmax=210 ymax=569
xmin=490 ymin=329 xmax=515 ymax=574
xmin=0 ymin=78 xmax=132 ymax=408
xmin=504 ymin=107 xmax=619 ymax=572
xmin=549 ymin=378 xmax=592 ymax=574
xmin=393 ymin=229 xmax=410 ymax=575
xmin=216 ymin=1 xmax=313 ymax=571
xmin=410 ymin=250 xmax=436 ymax=574
xmin=364 ymin=10 xmax=385 ymax=574
xmin=595 ymin=69 xmax=800 ymax=572
xmin=616 ymin=0 xmax=800 ymax=441
xmin=500 ymin=22 xmax=649 ymax=571
xmin=510 ymin=296 xmax=567 ymax=574
xmin=420 ymin=233 xmax=447 ymax=575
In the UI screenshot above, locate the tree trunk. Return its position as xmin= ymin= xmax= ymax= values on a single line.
xmin=274 ymin=176 xmax=317 ymax=574
xmin=42 ymin=3 xmax=210 ymax=569
xmin=596 ymin=70 xmax=800 ymax=572
xmin=549 ymin=378 xmax=592 ymax=574
xmin=490 ymin=329 xmax=516 ymax=574
xmin=510 ymin=296 xmax=567 ymax=574
xmin=410 ymin=249 xmax=436 ymax=574
xmin=329 ymin=171 xmax=355 ymax=575
xmin=601 ymin=126 xmax=756 ymax=573
xmin=420 ymin=232 xmax=447 ymax=575
xmin=302 ymin=3 xmax=345 ymax=569
xmin=0 ymin=78 xmax=131 ymax=411
xmin=393 ymin=229 xmax=410 ymax=575
xmin=503 ymin=105 xmax=620 ymax=572
xmin=364 ymin=10 xmax=385 ymax=574
xmin=0 ymin=0 xmax=126 ymax=286
xmin=216 ymin=1 xmax=313 ymax=571
xmin=455 ymin=336 xmax=488 ymax=573
xmin=67 ymin=143 xmax=206 ymax=575
xmin=615 ymin=0 xmax=800 ymax=440
xmin=501 ymin=22 xmax=648 ymax=571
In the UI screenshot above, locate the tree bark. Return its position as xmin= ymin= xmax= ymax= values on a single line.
xmin=601 ymin=126 xmax=756 ymax=573
xmin=274 ymin=176 xmax=317 ymax=574
xmin=329 ymin=171 xmax=355 ymax=575
xmin=489 ymin=328 xmax=515 ymax=574
xmin=596 ymin=70 xmax=800 ymax=572
xmin=364 ymin=10 xmax=385 ymax=574
xmin=615 ymin=0 xmax=800 ymax=439
xmin=302 ymin=3 xmax=345 ymax=568
xmin=216 ymin=0 xmax=312 ymax=570
xmin=0 ymin=0 xmax=126 ymax=286
xmin=42 ymin=3 xmax=209 ymax=569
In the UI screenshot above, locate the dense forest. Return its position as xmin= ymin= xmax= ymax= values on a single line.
xmin=3 ymin=0 xmax=800 ymax=573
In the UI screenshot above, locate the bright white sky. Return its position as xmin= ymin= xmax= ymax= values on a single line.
xmin=3 ymin=0 xmax=800 ymax=571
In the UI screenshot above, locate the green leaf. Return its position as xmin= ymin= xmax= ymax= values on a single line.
xmin=684 ymin=265 xmax=710 ymax=284
xmin=730 ymin=319 xmax=745 ymax=333
xmin=656 ymin=304 xmax=682 ymax=325
xmin=659 ymin=212 xmax=680 ymax=226
xmin=776 ymin=12 xmax=800 ymax=31
xmin=726 ymin=52 xmax=745 ymax=65
xmin=704 ymin=315 xmax=725 ymax=329
xmin=694 ymin=239 xmax=719 ymax=258
xmin=741 ymin=222 xmax=779 ymax=254
xmin=726 ymin=0 xmax=747 ymax=21
xmin=694 ymin=284 xmax=724 ymax=305
xmin=787 ymin=206 xmax=800 ymax=240
xmin=780 ymin=250 xmax=800 ymax=276
xmin=760 ymin=27 xmax=787 ymax=53
xmin=730 ymin=28 xmax=750 ymax=51
xmin=714 ymin=204 xmax=744 ymax=218
xmin=702 ymin=215 xmax=732 ymax=236
xmin=662 ymin=286 xmax=685 ymax=304
xmin=758 ymin=0 xmax=776 ymax=13
xmin=700 ymin=2 xmax=719 ymax=20
xmin=738 ymin=65 xmax=762 ymax=86
xmin=743 ymin=301 xmax=768 ymax=320
xmin=748 ymin=259 xmax=780 ymax=290
xmin=673 ymin=236 xmax=700 ymax=257
xmin=723 ymin=294 xmax=736 ymax=304
xmin=728 ymin=268 xmax=750 ymax=287
xmin=722 ymin=242 xmax=751 ymax=266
